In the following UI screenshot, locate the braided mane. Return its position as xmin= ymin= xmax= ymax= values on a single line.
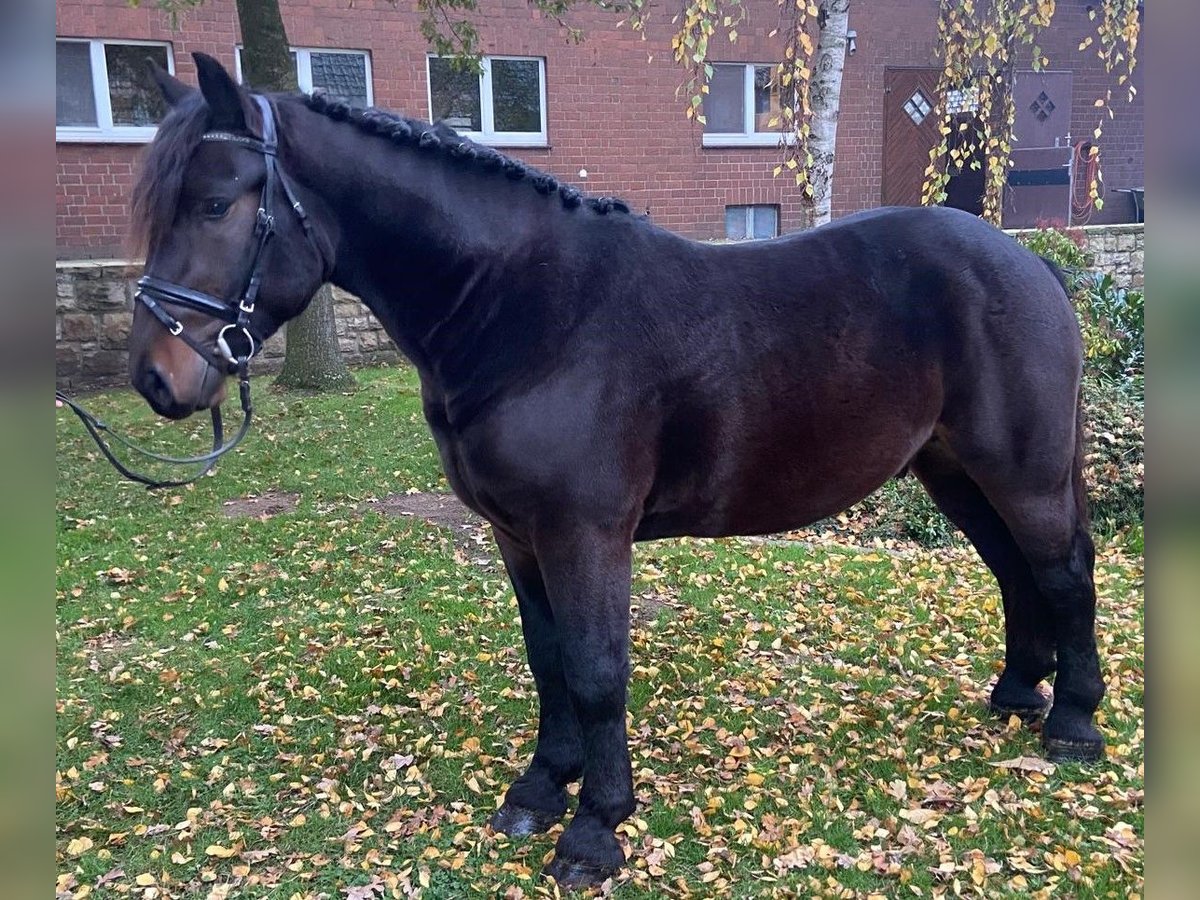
xmin=304 ymin=91 xmax=631 ymax=216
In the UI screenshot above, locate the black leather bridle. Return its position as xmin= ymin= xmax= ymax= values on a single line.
xmin=57 ymin=94 xmax=325 ymax=489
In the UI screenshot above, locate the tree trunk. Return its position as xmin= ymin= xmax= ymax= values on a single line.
xmin=234 ymin=0 xmax=296 ymax=91
xmin=235 ymin=0 xmax=356 ymax=391
xmin=807 ymin=0 xmax=850 ymax=227
xmin=275 ymin=283 xmax=356 ymax=390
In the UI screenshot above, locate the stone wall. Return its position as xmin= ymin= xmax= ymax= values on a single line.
xmin=55 ymin=260 xmax=399 ymax=391
xmin=1008 ymin=222 xmax=1145 ymax=289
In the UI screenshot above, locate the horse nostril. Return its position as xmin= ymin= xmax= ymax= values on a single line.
xmin=136 ymin=364 xmax=188 ymax=417
xmin=143 ymin=365 xmax=172 ymax=405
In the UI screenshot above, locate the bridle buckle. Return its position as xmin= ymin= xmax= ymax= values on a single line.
xmin=217 ymin=323 xmax=258 ymax=367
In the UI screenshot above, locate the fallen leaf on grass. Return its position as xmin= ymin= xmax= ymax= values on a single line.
xmin=898 ymin=808 xmax=943 ymax=827
xmin=991 ymin=756 xmax=1057 ymax=774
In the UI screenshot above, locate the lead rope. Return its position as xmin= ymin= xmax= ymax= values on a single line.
xmin=56 ymin=365 xmax=253 ymax=490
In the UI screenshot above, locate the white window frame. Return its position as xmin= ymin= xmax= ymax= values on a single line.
xmin=702 ymin=63 xmax=794 ymax=148
xmin=235 ymin=46 xmax=374 ymax=106
xmin=55 ymin=38 xmax=175 ymax=144
xmin=725 ymin=204 xmax=781 ymax=241
xmin=426 ymin=55 xmax=548 ymax=148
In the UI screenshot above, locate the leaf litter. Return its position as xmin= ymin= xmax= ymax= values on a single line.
xmin=56 ymin=367 xmax=1143 ymax=898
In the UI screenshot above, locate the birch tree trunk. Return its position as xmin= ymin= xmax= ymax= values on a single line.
xmin=235 ymin=0 xmax=355 ymax=391
xmin=807 ymin=0 xmax=850 ymax=228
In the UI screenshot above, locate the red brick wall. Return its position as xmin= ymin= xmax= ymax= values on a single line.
xmin=55 ymin=0 xmax=1143 ymax=257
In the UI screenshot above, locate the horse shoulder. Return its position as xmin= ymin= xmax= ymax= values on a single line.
xmin=442 ymin=367 xmax=651 ymax=532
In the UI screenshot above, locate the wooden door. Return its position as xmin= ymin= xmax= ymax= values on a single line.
xmin=882 ymin=68 xmax=942 ymax=207
xmin=1012 ymin=70 xmax=1073 ymax=148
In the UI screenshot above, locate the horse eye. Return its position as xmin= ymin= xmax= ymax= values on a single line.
xmin=202 ymin=199 xmax=232 ymax=220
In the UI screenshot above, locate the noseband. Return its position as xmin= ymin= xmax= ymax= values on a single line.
xmin=56 ymin=94 xmax=324 ymax=489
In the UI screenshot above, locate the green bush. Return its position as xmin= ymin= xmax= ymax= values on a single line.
xmin=837 ymin=477 xmax=960 ymax=548
xmin=1019 ymin=225 xmax=1091 ymax=271
xmin=1080 ymin=372 xmax=1144 ymax=536
xmin=1077 ymin=272 xmax=1144 ymax=378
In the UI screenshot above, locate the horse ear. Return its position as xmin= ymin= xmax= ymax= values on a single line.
xmin=193 ymin=52 xmax=247 ymax=131
xmin=147 ymin=59 xmax=192 ymax=108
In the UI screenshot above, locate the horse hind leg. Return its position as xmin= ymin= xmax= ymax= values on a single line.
xmin=911 ymin=438 xmax=1056 ymax=723
xmin=936 ymin=425 xmax=1105 ymax=762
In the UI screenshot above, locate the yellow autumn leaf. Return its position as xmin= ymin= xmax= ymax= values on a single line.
xmin=898 ymin=808 xmax=942 ymax=827
xmin=205 ymin=844 xmax=239 ymax=858
xmin=66 ymin=836 xmax=94 ymax=856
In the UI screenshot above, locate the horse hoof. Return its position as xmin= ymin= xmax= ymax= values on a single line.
xmin=1043 ymin=734 xmax=1105 ymax=763
xmin=542 ymin=854 xmax=619 ymax=891
xmin=990 ymin=699 xmax=1049 ymax=725
xmin=489 ymin=802 xmax=563 ymax=837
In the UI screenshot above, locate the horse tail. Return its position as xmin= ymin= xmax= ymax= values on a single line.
xmin=1043 ymin=252 xmax=1091 ymax=529
xmin=1038 ymin=255 xmax=1071 ymax=293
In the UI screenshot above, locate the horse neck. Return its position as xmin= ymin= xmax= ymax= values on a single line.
xmin=276 ymin=98 xmax=562 ymax=391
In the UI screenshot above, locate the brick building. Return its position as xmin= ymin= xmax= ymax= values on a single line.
xmin=55 ymin=0 xmax=1144 ymax=259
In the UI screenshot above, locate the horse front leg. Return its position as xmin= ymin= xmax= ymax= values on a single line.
xmin=534 ymin=525 xmax=635 ymax=889
xmin=490 ymin=534 xmax=583 ymax=836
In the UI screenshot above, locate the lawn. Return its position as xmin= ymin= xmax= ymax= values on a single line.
xmin=56 ymin=366 xmax=1144 ymax=899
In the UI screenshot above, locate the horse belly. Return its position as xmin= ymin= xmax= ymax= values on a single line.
xmin=636 ymin=395 xmax=937 ymax=541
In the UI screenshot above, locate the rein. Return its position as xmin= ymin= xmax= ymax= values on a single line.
xmin=57 ymin=94 xmax=320 ymax=490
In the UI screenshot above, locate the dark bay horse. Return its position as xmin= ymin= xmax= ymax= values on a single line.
xmin=126 ymin=54 xmax=1105 ymax=888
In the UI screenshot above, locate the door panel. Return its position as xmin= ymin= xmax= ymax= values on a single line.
xmin=1012 ymin=70 xmax=1073 ymax=148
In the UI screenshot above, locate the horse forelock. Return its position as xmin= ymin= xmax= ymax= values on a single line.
xmin=130 ymin=92 xmax=211 ymax=258
xmin=303 ymin=91 xmax=631 ymax=216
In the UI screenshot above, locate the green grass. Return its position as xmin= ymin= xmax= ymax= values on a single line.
xmin=57 ymin=366 xmax=1144 ymax=898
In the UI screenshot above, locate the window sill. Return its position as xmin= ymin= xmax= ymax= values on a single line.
xmin=702 ymin=133 xmax=793 ymax=148
xmin=57 ymin=127 xmax=158 ymax=144
xmin=458 ymin=131 xmax=549 ymax=149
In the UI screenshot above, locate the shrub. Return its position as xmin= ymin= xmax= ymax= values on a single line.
xmin=1020 ymin=225 xmax=1091 ymax=271
xmin=831 ymin=477 xmax=961 ymax=548
xmin=1080 ymin=372 xmax=1144 ymax=536
xmin=1076 ymin=272 xmax=1144 ymax=379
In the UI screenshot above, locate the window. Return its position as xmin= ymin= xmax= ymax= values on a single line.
xmin=236 ymin=47 xmax=372 ymax=108
xmin=427 ymin=56 xmax=547 ymax=147
xmin=903 ymin=89 xmax=933 ymax=125
xmin=945 ymin=85 xmax=980 ymax=116
xmin=56 ymin=39 xmax=174 ymax=142
xmin=725 ymin=205 xmax=780 ymax=241
xmin=703 ymin=64 xmax=789 ymax=147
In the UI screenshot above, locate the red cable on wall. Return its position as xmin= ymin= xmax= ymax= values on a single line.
xmin=1072 ymin=141 xmax=1103 ymax=226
